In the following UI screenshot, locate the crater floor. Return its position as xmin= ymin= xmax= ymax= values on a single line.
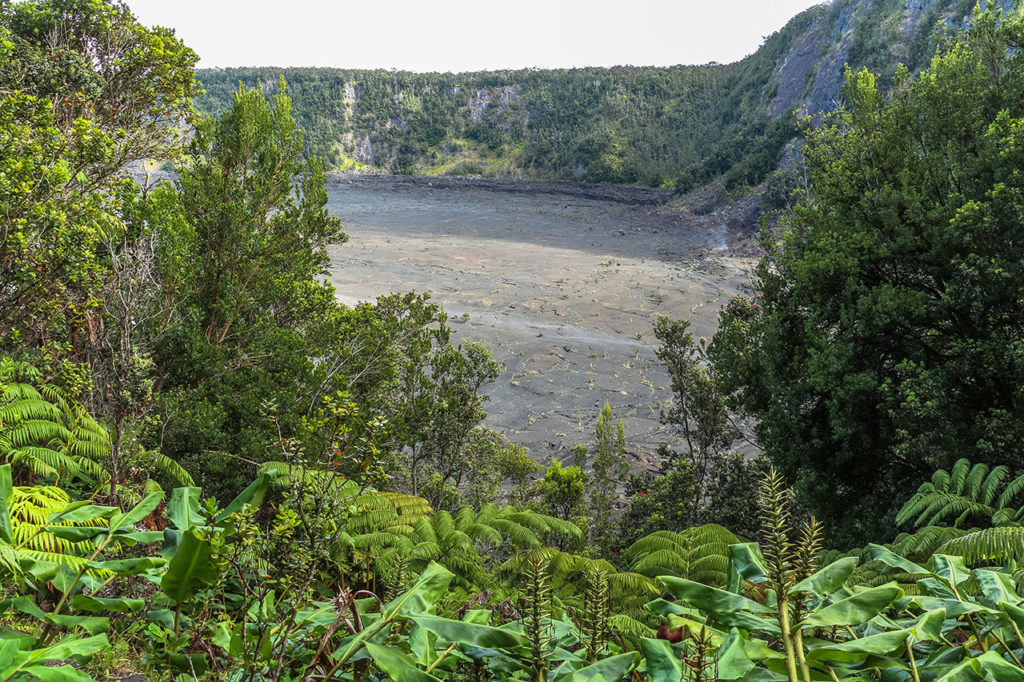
xmin=325 ymin=177 xmax=755 ymax=467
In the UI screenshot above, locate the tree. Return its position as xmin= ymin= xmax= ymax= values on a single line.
xmin=0 ymin=0 xmax=200 ymax=173
xmin=588 ymin=402 xmax=628 ymax=546
xmin=499 ymin=440 xmax=543 ymax=507
xmin=151 ymin=81 xmax=350 ymax=497
xmin=710 ymin=6 xmax=1024 ymax=546
xmin=462 ymin=428 xmax=538 ymax=510
xmin=413 ymin=341 xmax=500 ymax=509
xmin=383 ymin=318 xmax=500 ymax=505
xmin=0 ymin=90 xmax=111 ymax=353
xmin=654 ymin=315 xmax=739 ymax=507
xmin=0 ymin=0 xmax=198 ymax=359
xmin=536 ymin=459 xmax=586 ymax=523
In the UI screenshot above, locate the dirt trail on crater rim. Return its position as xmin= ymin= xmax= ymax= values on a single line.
xmin=325 ymin=175 xmax=757 ymax=467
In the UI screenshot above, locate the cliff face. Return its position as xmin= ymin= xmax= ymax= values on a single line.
xmin=195 ymin=0 xmax=1012 ymax=189
xmin=769 ymin=0 xmax=1013 ymax=120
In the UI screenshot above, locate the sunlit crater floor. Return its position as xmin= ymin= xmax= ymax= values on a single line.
xmin=325 ymin=177 xmax=755 ymax=467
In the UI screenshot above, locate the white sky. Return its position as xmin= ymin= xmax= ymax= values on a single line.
xmin=122 ymin=0 xmax=827 ymax=72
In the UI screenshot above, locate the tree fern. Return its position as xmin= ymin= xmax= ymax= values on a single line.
xmin=0 ymin=359 xmax=112 ymax=484
xmin=624 ymin=524 xmax=740 ymax=585
xmin=896 ymin=459 xmax=1024 ymax=570
xmin=1 ymin=476 xmax=109 ymax=580
xmin=897 ymin=459 xmax=1024 ymax=529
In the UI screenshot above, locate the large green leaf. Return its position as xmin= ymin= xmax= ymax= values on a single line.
xmin=48 ymin=502 xmax=117 ymax=525
xmin=792 ymin=557 xmax=858 ymax=596
xmin=166 ymin=487 xmax=204 ymax=531
xmin=934 ymin=651 xmax=1024 ymax=681
xmin=46 ymin=614 xmax=110 ymax=635
xmin=108 ymin=490 xmax=163 ymax=531
xmin=975 ymin=569 xmax=1020 ymax=605
xmin=908 ymin=608 xmax=946 ymax=644
xmin=382 ymin=562 xmax=454 ymax=619
xmin=659 ymin=577 xmax=774 ymax=615
xmin=644 ymin=598 xmax=696 ymax=619
xmin=408 ymin=621 xmax=437 ymax=667
xmin=6 ymin=596 xmax=110 ymax=635
xmin=728 ymin=542 xmax=769 ymax=584
xmin=160 ymin=529 xmax=217 ymax=603
xmin=215 ymin=472 xmax=273 ymax=524
xmin=807 ymin=628 xmax=912 ymax=662
xmin=1001 ymin=601 xmax=1024 ymax=631
xmin=86 ymin=557 xmax=164 ymax=575
xmin=973 ymin=651 xmax=1024 ymax=681
xmin=933 ymin=656 xmax=987 ymax=681
xmin=24 ymin=634 xmax=110 ymax=664
xmin=334 ymin=563 xmax=454 ymax=667
xmin=799 ymin=584 xmax=903 ymax=628
xmin=867 ymin=544 xmax=930 ymax=576
xmin=716 ymin=627 xmax=756 ymax=680
xmin=109 ymin=530 xmax=163 ymax=546
xmin=554 ymin=652 xmax=637 ymax=682
xmin=17 ymin=665 xmax=98 ymax=681
xmin=639 ymin=637 xmax=682 ymax=682
xmin=71 ymin=595 xmax=145 ymax=614
xmin=364 ymin=642 xmax=442 ymax=682
xmin=910 ymin=595 xmax=993 ymax=619
xmin=43 ymin=526 xmax=107 ymax=542
xmin=411 ymin=615 xmax=526 ymax=651
xmin=0 ymin=637 xmax=22 ymax=670
xmin=931 ymin=555 xmax=970 ymax=587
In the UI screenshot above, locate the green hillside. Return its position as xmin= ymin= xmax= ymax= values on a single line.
xmin=196 ymin=0 xmax=992 ymax=190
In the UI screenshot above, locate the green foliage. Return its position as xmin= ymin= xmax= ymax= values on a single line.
xmin=896 ymin=458 xmax=1024 ymax=569
xmin=654 ymin=316 xmax=738 ymax=507
xmin=536 ymin=459 xmax=587 ymax=524
xmin=338 ymin=500 xmax=584 ymax=590
xmin=0 ymin=359 xmax=107 ymax=483
xmin=588 ymin=402 xmax=627 ymax=548
xmin=710 ymin=5 xmax=1024 ymax=547
xmin=8 ymin=2 xmax=1024 ymax=679
xmin=7 ymin=482 xmax=105 ymax=572
xmin=0 ymin=0 xmax=198 ymax=356
xmin=898 ymin=458 xmax=1024 ymax=529
xmin=625 ymin=525 xmax=741 ymax=586
xmin=0 ymin=0 xmax=200 ymax=163
xmin=652 ymin=468 xmax=1024 ymax=682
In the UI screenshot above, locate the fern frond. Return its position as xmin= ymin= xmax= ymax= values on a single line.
xmin=609 ymin=613 xmax=656 ymax=641
xmin=461 ymin=522 xmax=503 ymax=546
xmin=891 ymin=526 xmax=966 ymax=562
xmin=937 ymin=527 xmax=1024 ymax=566
xmin=997 ymin=472 xmax=1024 ymax=510
xmin=0 ymin=398 xmax=63 ymax=423
xmin=898 ymin=459 xmax=1024 ymax=531
xmin=625 ymin=524 xmax=739 ymax=585
xmin=476 ymin=503 xmax=500 ymax=525
xmin=151 ymin=453 xmax=195 ymax=487
xmin=4 ymin=420 xmax=73 ymax=448
xmin=605 ymin=571 xmax=659 ymax=597
xmin=489 ymin=519 xmax=542 ymax=548
xmin=0 ymin=382 xmax=44 ymax=403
